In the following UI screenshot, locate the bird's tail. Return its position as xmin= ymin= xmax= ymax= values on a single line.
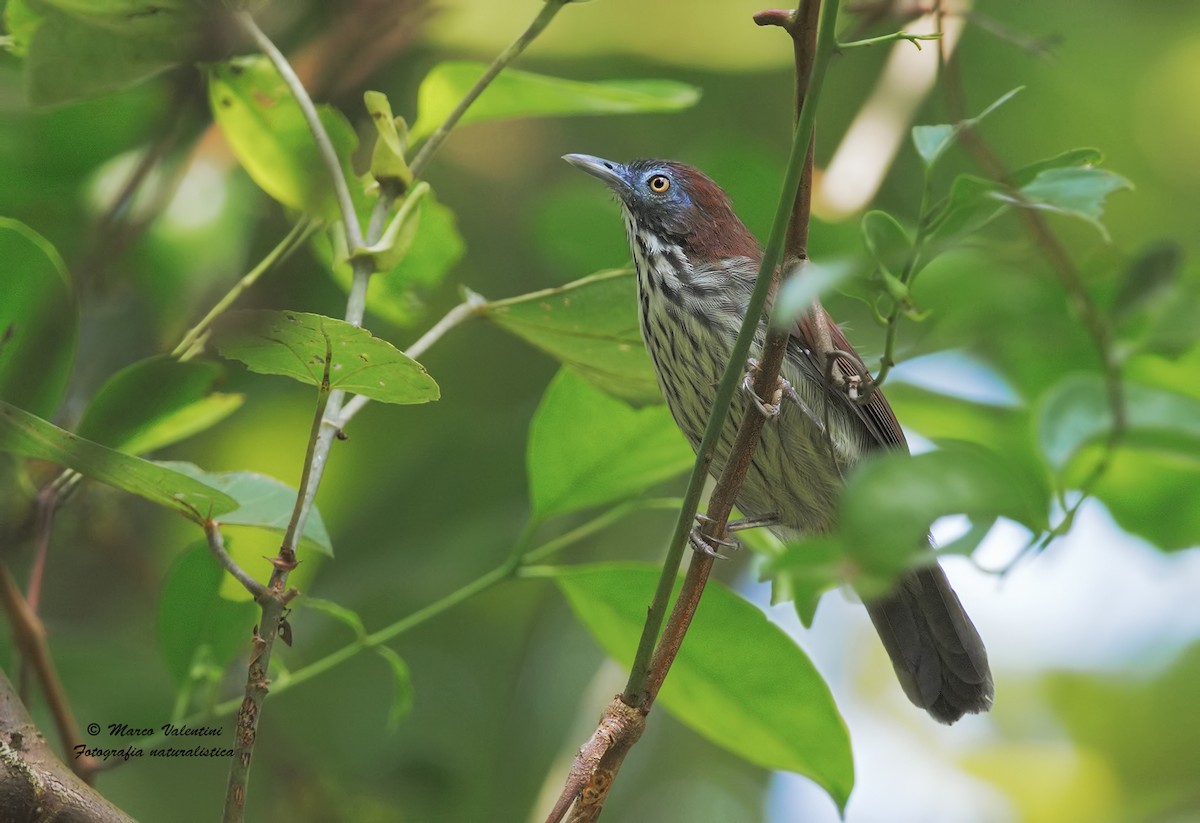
xmin=865 ymin=564 xmax=993 ymax=724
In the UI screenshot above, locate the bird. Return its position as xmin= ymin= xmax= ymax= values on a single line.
xmin=563 ymin=153 xmax=993 ymax=724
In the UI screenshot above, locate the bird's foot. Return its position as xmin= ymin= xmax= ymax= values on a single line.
xmin=695 ymin=512 xmax=780 ymax=534
xmin=688 ymin=525 xmax=738 ymax=559
xmin=823 ymin=349 xmax=875 ymax=404
xmin=743 ymin=358 xmax=796 ymax=419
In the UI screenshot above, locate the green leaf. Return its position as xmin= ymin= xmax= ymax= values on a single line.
xmin=840 ymin=441 xmax=1048 ymax=578
xmin=772 ymin=261 xmax=855 ymax=329
xmin=76 ymin=356 xmax=243 ymax=455
xmin=547 ymin=562 xmax=853 ymax=810
xmin=0 ymin=218 xmax=76 ymax=419
xmin=159 ymin=462 xmax=334 ymax=557
xmin=356 ymin=182 xmax=429 ymax=272
xmin=3 ymin=0 xmax=42 ymax=57
xmin=990 ymin=167 xmax=1132 ymax=241
xmin=1011 ymin=147 xmax=1105 ymax=187
xmin=375 ymin=646 xmax=414 ymax=730
xmin=1037 ymin=374 xmax=1200 ymax=471
xmin=157 ymin=541 xmax=257 ymax=685
xmin=363 ymin=90 xmax=413 ymax=189
xmin=208 ymin=56 xmax=358 ymax=220
xmin=411 ymin=61 xmax=701 ymax=140
xmin=861 ymin=210 xmax=912 ymax=278
xmin=25 ymin=7 xmax=196 ymax=106
xmin=763 ymin=536 xmax=845 ymax=629
xmin=315 ymin=192 xmax=465 ymax=328
xmin=39 ymin=0 xmax=205 ymax=36
xmin=911 ymin=86 xmax=1023 ymax=170
xmin=213 ymin=310 xmax=439 ymax=405
xmin=527 ymin=369 xmax=692 ymax=520
xmin=0 ymin=400 xmax=236 ymax=522
xmin=303 ymin=596 xmax=366 ymax=639
xmin=1090 ymin=447 xmax=1200 ymax=550
xmin=927 ymin=174 xmax=1005 ymax=242
xmin=482 ymin=269 xmax=660 ymax=405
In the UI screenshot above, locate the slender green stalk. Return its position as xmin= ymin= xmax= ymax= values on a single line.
xmin=408 ymin=0 xmax=572 ymax=179
xmin=172 ymin=218 xmax=315 ymax=360
xmin=839 ymin=31 xmax=941 ymax=50
xmin=874 ymin=175 xmax=934 ymax=386
xmin=234 ymin=12 xmax=363 ymax=251
xmin=622 ymin=0 xmax=842 ymax=706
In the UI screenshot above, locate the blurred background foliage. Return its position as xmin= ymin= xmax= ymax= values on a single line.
xmin=1 ymin=0 xmax=1199 ymax=821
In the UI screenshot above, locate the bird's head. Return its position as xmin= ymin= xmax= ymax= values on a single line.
xmin=563 ymin=154 xmax=760 ymax=264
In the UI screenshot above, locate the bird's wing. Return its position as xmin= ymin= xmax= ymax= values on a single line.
xmin=792 ymin=305 xmax=908 ymax=453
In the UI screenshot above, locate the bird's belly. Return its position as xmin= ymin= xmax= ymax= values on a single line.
xmin=641 ymin=304 xmax=845 ymax=535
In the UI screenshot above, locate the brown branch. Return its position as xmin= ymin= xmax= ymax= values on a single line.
xmin=0 ymin=564 xmax=99 ymax=783
xmin=204 ymin=521 xmax=267 ymax=599
xmin=546 ymin=3 xmax=825 ymax=819
xmin=0 ymin=668 xmax=135 ymax=822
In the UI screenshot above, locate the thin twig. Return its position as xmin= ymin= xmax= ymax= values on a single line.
xmin=408 ymin=0 xmax=573 ymax=179
xmin=204 ymin=521 xmax=266 ymax=599
xmin=333 ymin=293 xmax=488 ymax=428
xmin=0 ymin=564 xmax=99 ymax=783
xmin=235 ymin=12 xmax=364 ymax=252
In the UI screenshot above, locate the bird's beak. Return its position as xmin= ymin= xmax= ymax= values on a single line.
xmin=562 ymin=153 xmax=631 ymax=195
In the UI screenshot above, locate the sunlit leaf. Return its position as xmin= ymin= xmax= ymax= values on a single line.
xmin=157 ymin=541 xmax=257 ymax=685
xmin=990 ymin=167 xmax=1132 ymax=241
xmin=411 ymin=61 xmax=701 ymax=140
xmin=527 ymin=369 xmax=691 ymax=519
xmin=482 ymin=269 xmax=659 ymax=405
xmin=76 ymin=356 xmax=242 ymax=455
xmin=315 ymin=192 xmax=465 ymax=328
xmin=160 ymin=461 xmax=334 ymax=557
xmin=546 ymin=562 xmax=853 ymax=811
xmin=213 ymin=310 xmax=439 ymax=405
xmin=0 ymin=400 xmax=236 ymax=522
xmin=0 ymin=218 xmax=76 ymax=419
xmin=363 ymin=90 xmax=412 ymax=189
xmin=208 ymin=56 xmax=358 ymax=220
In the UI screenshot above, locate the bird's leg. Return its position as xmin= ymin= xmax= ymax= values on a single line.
xmin=822 ymin=348 xmax=876 ymax=404
xmin=695 ymin=512 xmax=780 ymax=533
xmin=742 ymin=357 xmax=796 ymax=419
xmin=688 ymin=526 xmax=736 ymax=559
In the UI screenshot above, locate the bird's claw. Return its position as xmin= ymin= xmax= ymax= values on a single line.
xmin=688 ymin=525 xmax=738 ymax=559
xmin=743 ymin=357 xmax=794 ymax=419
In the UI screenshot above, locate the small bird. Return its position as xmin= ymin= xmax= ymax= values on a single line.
xmin=564 ymin=153 xmax=993 ymax=723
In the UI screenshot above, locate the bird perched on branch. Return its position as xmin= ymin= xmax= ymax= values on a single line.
xmin=564 ymin=153 xmax=993 ymax=724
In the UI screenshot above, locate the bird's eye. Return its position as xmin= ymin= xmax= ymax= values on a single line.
xmin=648 ymin=175 xmax=670 ymax=193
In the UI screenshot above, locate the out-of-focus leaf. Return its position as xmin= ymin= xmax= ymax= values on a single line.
xmin=763 ymin=536 xmax=845 ymax=629
xmin=1112 ymin=241 xmax=1182 ymax=322
xmin=546 ymin=562 xmax=853 ymax=811
xmin=527 ymin=369 xmax=691 ymax=520
xmin=375 ymin=646 xmax=414 ymax=730
xmin=315 ymin=192 xmax=465 ymax=329
xmin=157 ymin=541 xmax=257 ymax=685
xmin=911 ymin=86 xmax=1023 ymax=170
xmin=928 ymin=174 xmax=1005 ymax=243
xmin=411 ymin=61 xmax=701 ymax=140
xmin=861 ymin=210 xmax=911 ymax=279
xmin=39 ymin=0 xmax=204 ymax=35
xmin=482 ymin=269 xmax=659 ymax=405
xmin=990 ymin=167 xmax=1132 ymax=241
xmin=76 ymin=356 xmax=242 ymax=455
xmin=0 ymin=218 xmax=76 ymax=419
xmin=208 ymin=56 xmax=358 ymax=220
xmin=25 ymin=7 xmax=197 ymax=106
xmin=1011 ymin=147 xmax=1104 ymax=186
xmin=839 ymin=441 xmax=1048 ymax=580
xmin=160 ymin=462 xmax=333 ymax=557
xmin=0 ymin=401 xmax=236 ymax=522
xmin=1037 ymin=374 xmax=1200 ymax=470
xmin=772 ymin=261 xmax=855 ymax=330
xmin=1089 ymin=446 xmax=1200 ymax=550
xmin=213 ymin=310 xmax=439 ymax=405
xmin=3 ymin=0 xmax=42 ymax=56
